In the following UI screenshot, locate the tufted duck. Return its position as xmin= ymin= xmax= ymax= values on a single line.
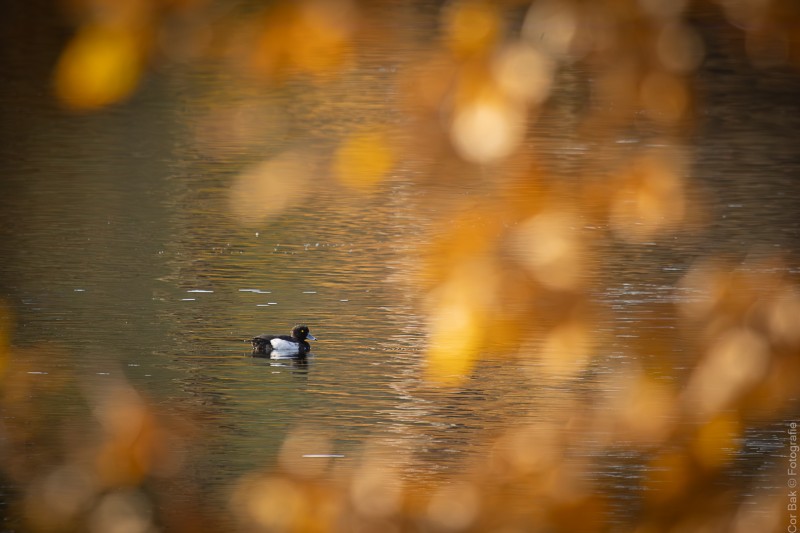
xmin=251 ymin=324 xmax=317 ymax=358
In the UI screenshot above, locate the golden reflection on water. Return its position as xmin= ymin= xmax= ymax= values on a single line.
xmin=228 ymin=151 xmax=319 ymax=225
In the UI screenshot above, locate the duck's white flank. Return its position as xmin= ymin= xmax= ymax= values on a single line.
xmin=270 ymin=338 xmax=299 ymax=353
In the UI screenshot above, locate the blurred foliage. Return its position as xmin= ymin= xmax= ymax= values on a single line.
xmin=2 ymin=0 xmax=800 ymax=531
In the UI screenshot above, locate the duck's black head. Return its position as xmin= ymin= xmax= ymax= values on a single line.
xmin=292 ymin=324 xmax=316 ymax=342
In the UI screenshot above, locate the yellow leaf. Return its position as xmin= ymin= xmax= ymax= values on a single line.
xmin=333 ymin=130 xmax=394 ymax=190
xmin=54 ymin=25 xmax=143 ymax=110
xmin=443 ymin=1 xmax=500 ymax=57
xmin=425 ymin=260 xmax=494 ymax=385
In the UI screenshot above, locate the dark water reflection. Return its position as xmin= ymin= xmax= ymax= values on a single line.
xmin=1 ymin=7 xmax=799 ymax=526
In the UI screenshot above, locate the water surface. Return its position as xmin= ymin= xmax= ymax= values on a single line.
xmin=1 ymin=4 xmax=799 ymax=527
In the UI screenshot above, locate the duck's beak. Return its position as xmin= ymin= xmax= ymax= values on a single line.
xmin=307 ymin=334 xmax=317 ymax=341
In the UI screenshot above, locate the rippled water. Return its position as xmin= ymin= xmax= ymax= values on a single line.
xmin=1 ymin=6 xmax=799 ymax=525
